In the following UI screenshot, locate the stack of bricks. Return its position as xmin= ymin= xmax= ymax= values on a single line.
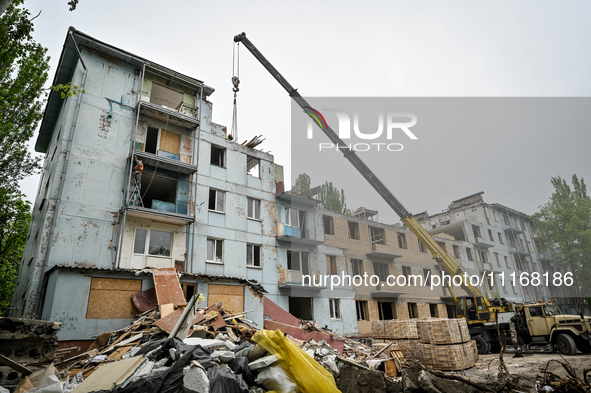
xmin=372 ymin=320 xmax=420 ymax=358
xmin=415 ymin=318 xmax=477 ymax=371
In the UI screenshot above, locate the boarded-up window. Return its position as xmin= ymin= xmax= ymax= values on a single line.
xmin=208 ymin=284 xmax=244 ymax=313
xmin=159 ymin=130 xmax=181 ymax=155
xmin=87 ymin=278 xmax=141 ymax=319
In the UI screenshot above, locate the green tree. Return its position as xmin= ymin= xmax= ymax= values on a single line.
xmin=0 ymin=191 xmax=31 ymax=315
xmin=319 ymin=181 xmax=351 ymax=215
xmin=293 ymin=173 xmax=310 ymax=194
xmin=532 ymin=175 xmax=591 ymax=314
xmin=1 ymin=1 xmax=49 ymax=192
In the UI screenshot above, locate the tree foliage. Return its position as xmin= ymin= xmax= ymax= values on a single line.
xmin=293 ymin=173 xmax=351 ymax=215
xmin=0 ymin=1 xmax=49 ymax=192
xmin=0 ymin=191 xmax=30 ymax=315
xmin=293 ymin=173 xmax=310 ymax=194
xmin=532 ymin=175 xmax=591 ymax=307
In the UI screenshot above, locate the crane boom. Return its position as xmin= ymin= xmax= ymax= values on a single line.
xmin=234 ymin=32 xmax=507 ymax=320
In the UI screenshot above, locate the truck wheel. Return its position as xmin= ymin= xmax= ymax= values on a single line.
xmin=557 ymin=334 xmax=576 ymax=355
xmin=474 ymin=336 xmax=490 ymax=354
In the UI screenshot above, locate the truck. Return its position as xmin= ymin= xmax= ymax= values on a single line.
xmin=233 ymin=32 xmax=590 ymax=355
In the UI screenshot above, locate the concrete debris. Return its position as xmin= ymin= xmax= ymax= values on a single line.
xmin=247 ymin=355 xmax=277 ymax=370
xmin=211 ymin=350 xmax=236 ymax=363
xmin=183 ymin=361 xmax=209 ymax=393
xmin=254 ymin=365 xmax=297 ymax=392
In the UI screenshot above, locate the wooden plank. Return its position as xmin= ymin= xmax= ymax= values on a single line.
xmin=0 ymin=354 xmax=32 ymax=375
xmin=160 ymin=303 xmax=174 ymax=318
xmin=263 ymin=296 xmax=300 ymax=327
xmin=153 ymin=268 xmax=186 ymax=308
xmin=131 ymin=288 xmax=158 ymax=312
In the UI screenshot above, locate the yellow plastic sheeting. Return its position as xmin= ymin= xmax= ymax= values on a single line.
xmin=252 ymin=329 xmax=342 ymax=393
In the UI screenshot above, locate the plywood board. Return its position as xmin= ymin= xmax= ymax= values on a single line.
xmin=87 ymin=278 xmax=141 ymax=320
xmin=153 ymin=267 xmax=187 ymax=308
xmin=208 ymin=285 xmax=244 ymax=313
xmin=159 ymin=129 xmax=181 ymax=155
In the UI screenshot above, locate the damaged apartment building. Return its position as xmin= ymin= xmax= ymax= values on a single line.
xmin=11 ymin=28 xmax=280 ymax=347
xmin=414 ymin=192 xmax=573 ymax=312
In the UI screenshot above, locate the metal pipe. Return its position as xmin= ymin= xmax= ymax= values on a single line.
xmin=189 ymin=84 xmax=203 ymax=273
xmin=35 ymin=31 xmax=88 ymax=318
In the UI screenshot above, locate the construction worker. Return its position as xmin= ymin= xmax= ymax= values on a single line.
xmin=133 ymin=157 xmax=144 ymax=199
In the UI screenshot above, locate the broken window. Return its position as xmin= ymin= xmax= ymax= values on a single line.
xmin=247 ymin=244 xmax=261 ymax=267
xmin=285 ymin=207 xmax=300 ymax=228
xmin=408 ymin=302 xmax=418 ymax=319
xmin=418 ymin=239 xmax=427 ymax=253
xmin=136 ymin=165 xmax=190 ymax=215
xmin=247 ymin=156 xmax=260 ymax=178
xmin=397 ymin=233 xmax=407 ymax=249
xmin=466 ymin=248 xmax=474 ymax=261
xmin=423 ymin=268 xmax=431 ymax=286
xmin=356 ymin=300 xmax=369 ymax=321
xmin=134 ymin=229 xmax=172 ymax=257
xmin=373 ymin=262 xmax=388 ymax=282
xmin=208 ymin=189 xmax=225 ymax=213
xmin=348 ymin=221 xmax=360 ymax=240
xmin=472 ymin=224 xmax=481 ymax=239
xmin=378 ymin=302 xmax=396 ymax=320
xmin=498 ymin=233 xmax=504 ymax=244
xmin=247 ymin=198 xmax=261 ymax=220
xmin=287 ymin=250 xmax=310 ymax=275
xmin=289 ymin=297 xmax=313 ymax=320
xmin=206 ymin=238 xmax=223 ymax=263
xmin=329 ymin=299 xmax=341 ymax=319
xmin=351 ymin=259 xmax=364 ymax=276
xmin=327 ymin=255 xmax=337 ymax=275
xmin=211 ymin=145 xmax=226 ymax=167
xmin=144 ymin=127 xmax=182 ymax=160
xmin=369 ymin=226 xmax=386 ymax=245
xmin=453 ymin=245 xmax=460 ymax=258
xmin=437 ymin=241 xmax=446 ymax=252
xmin=429 ymin=303 xmax=439 ymax=317
xmin=323 ymin=215 xmax=334 ymax=235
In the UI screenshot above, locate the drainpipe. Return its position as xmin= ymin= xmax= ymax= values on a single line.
xmin=35 ymin=31 xmax=87 ymax=318
xmin=115 ymin=63 xmax=145 ymax=269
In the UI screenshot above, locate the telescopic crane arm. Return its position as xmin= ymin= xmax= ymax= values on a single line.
xmin=234 ymin=32 xmax=503 ymax=317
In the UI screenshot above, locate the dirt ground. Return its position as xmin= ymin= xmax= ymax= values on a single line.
xmin=451 ymin=349 xmax=591 ymax=389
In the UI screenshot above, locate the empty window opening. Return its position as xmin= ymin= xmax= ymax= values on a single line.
xmin=348 ymin=221 xmax=360 ymax=240
xmin=453 ymin=245 xmax=460 ymax=258
xmin=437 ymin=241 xmax=446 ymax=252
xmin=356 ymin=300 xmax=369 ymax=321
xmin=488 ymin=229 xmax=494 ymax=242
xmin=408 ymin=302 xmax=418 ymax=319
xmin=472 ymin=224 xmax=481 ymax=239
xmin=369 ymin=226 xmax=386 ymax=245
xmin=247 ymin=198 xmax=261 ymax=220
xmin=206 ymin=238 xmax=223 ymax=263
xmin=182 ymin=283 xmax=197 ymax=302
xmin=145 ymin=127 xmax=159 ymax=154
xmin=211 ymin=145 xmax=226 ymax=167
xmin=397 ymin=233 xmax=407 ymax=249
xmin=323 ymin=215 xmax=334 ymax=235
xmin=378 ymin=301 xmax=396 ymax=320
xmin=418 ymin=239 xmax=427 ymax=253
xmin=498 ymin=233 xmax=504 ymax=244
xmin=247 ymin=244 xmax=261 ymax=267
xmin=504 ymin=256 xmax=510 ymax=268
xmin=466 ymin=248 xmax=474 ymax=261
xmin=495 ymin=253 xmax=501 ymax=266
xmin=141 ymin=174 xmax=178 ymax=211
xmin=329 ymin=299 xmax=341 ymax=319
xmin=446 ymin=304 xmax=457 ymax=318
xmin=478 ymin=250 xmax=489 ymax=264
xmin=402 ymin=266 xmax=411 ymax=280
xmin=247 ymin=156 xmax=260 ymax=178
xmin=423 ymin=268 xmax=431 ymax=286
xmin=208 ymin=189 xmax=225 ymax=213
xmin=287 ymin=250 xmax=310 ymax=275
xmin=351 ymin=259 xmax=364 ymax=276
xmin=429 ymin=303 xmax=439 ymax=317
xmin=373 ymin=262 xmax=388 ymax=282
xmin=144 ymin=127 xmax=182 ymax=159
xmin=289 ymin=297 xmax=313 ymax=320
xmin=327 ymin=255 xmax=337 ymax=275
xmin=150 ymin=82 xmax=184 ymax=110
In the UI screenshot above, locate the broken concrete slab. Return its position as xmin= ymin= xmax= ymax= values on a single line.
xmin=183 ymin=361 xmax=209 ymax=393
xmin=255 ymin=365 xmax=297 ymax=393
xmin=247 ymin=355 xmax=278 ymax=370
xmin=210 ymin=350 xmax=235 ymax=363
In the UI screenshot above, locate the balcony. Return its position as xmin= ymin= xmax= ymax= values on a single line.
xmin=473 ymin=237 xmax=495 ymax=249
xmin=510 ymin=246 xmax=529 ymax=257
xmin=276 ymin=222 xmax=323 ymax=247
xmin=504 ymin=224 xmax=524 ymax=234
xmin=366 ymin=243 xmax=402 ymax=261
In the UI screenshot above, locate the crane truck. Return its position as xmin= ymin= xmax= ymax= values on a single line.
xmin=233 ymin=32 xmax=591 ymax=355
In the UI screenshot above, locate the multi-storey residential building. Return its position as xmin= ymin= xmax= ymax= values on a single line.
xmin=12 ymin=28 xmax=279 ymax=344
xmin=318 ymin=207 xmax=478 ymax=335
xmin=415 ymin=192 xmax=569 ymax=307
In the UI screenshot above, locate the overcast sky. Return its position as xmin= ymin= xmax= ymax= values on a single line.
xmin=18 ymin=0 xmax=591 ymax=222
